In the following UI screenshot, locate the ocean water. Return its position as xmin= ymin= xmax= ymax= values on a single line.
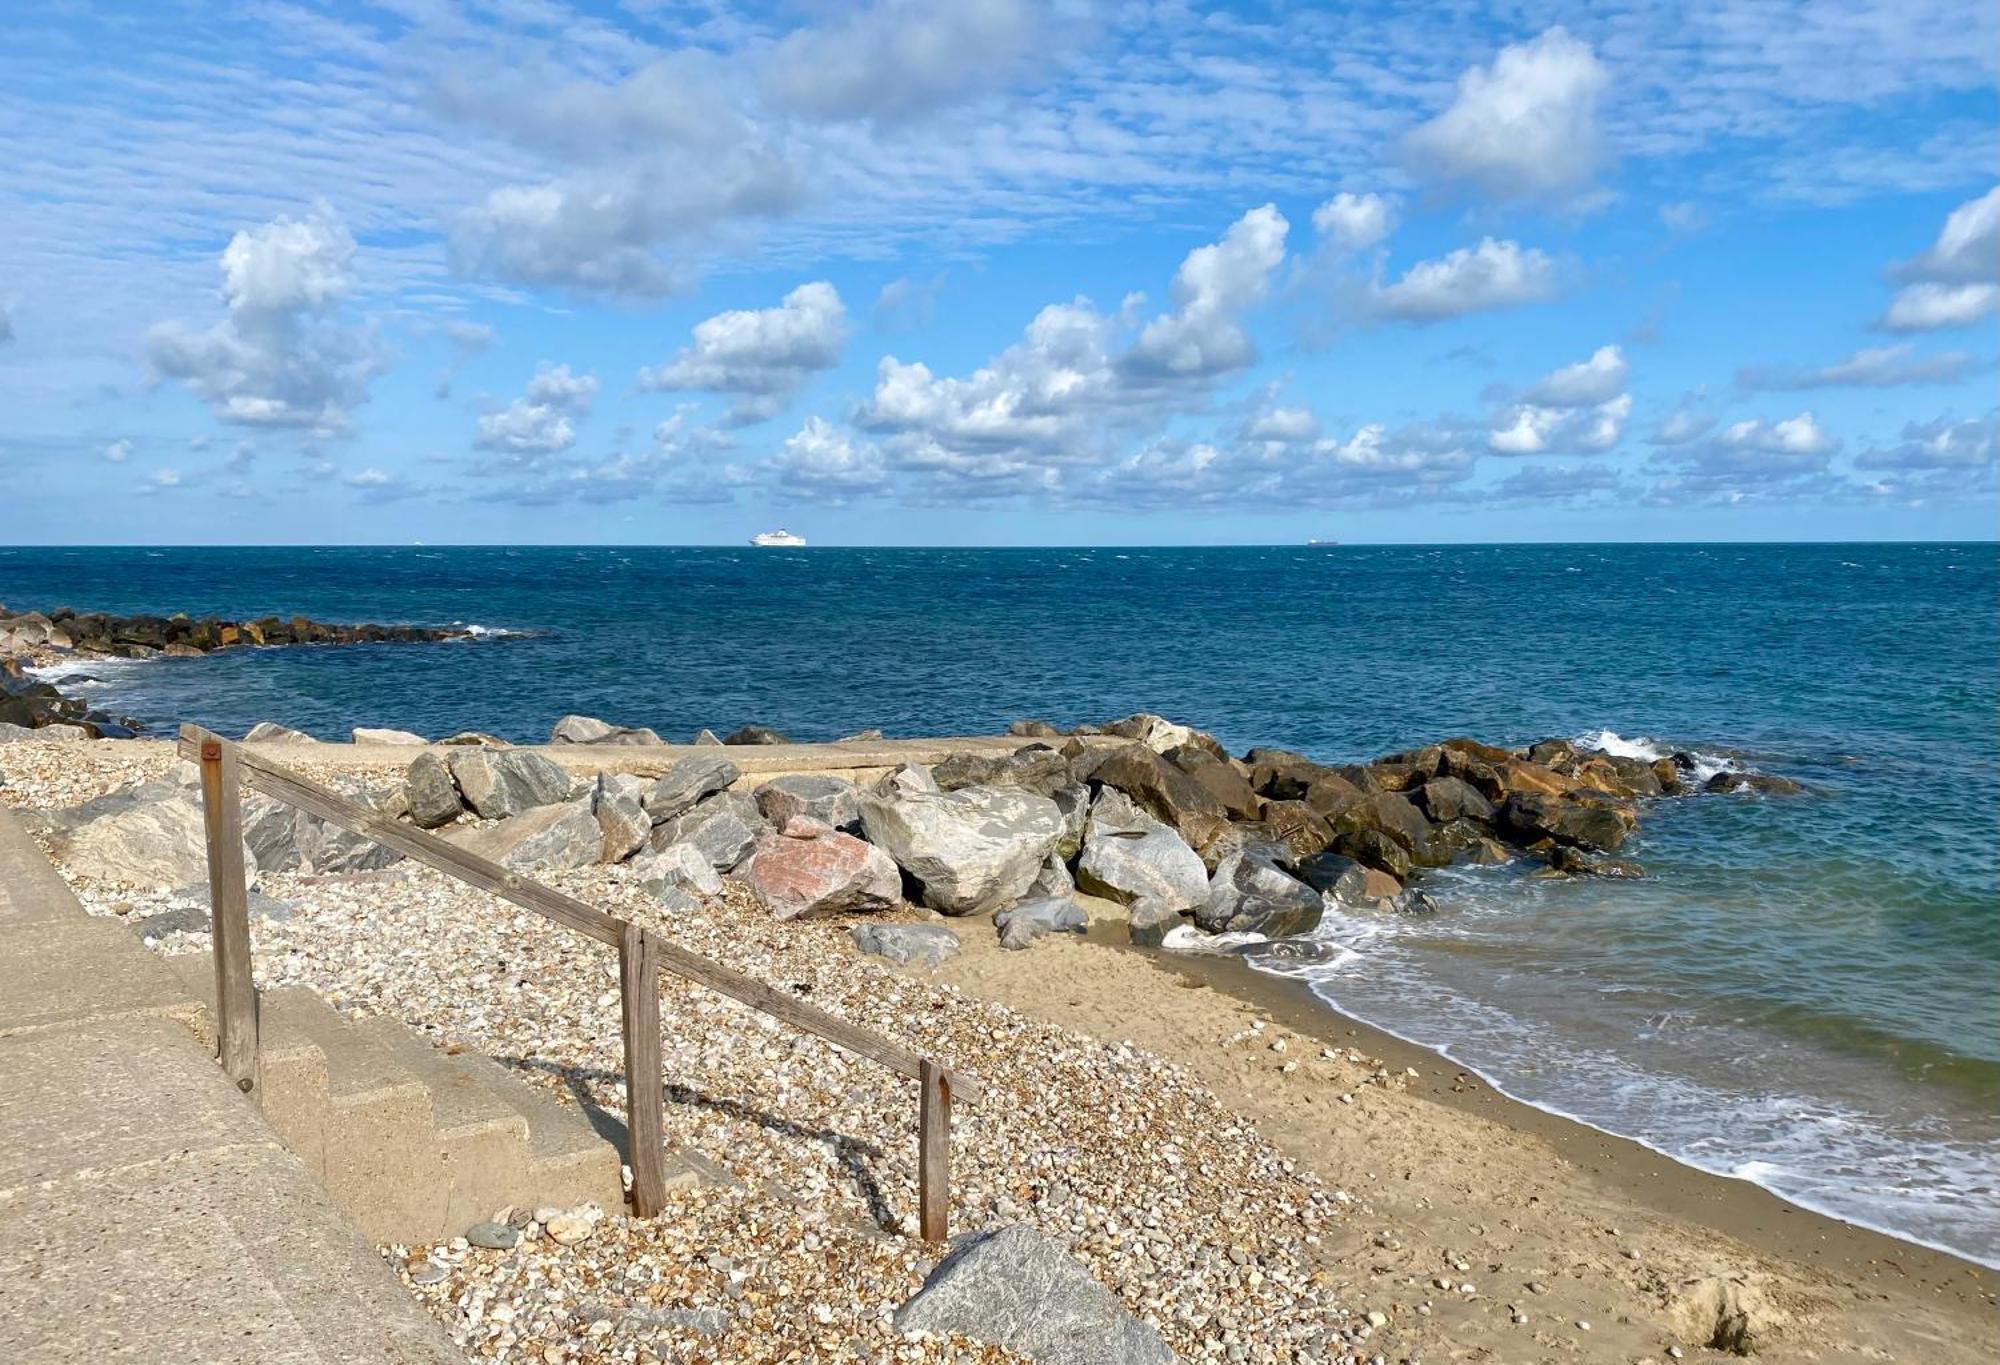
xmin=4 ymin=542 xmax=1996 ymax=1264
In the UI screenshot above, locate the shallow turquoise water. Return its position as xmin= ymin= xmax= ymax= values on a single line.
xmin=5 ymin=542 xmax=1995 ymax=1261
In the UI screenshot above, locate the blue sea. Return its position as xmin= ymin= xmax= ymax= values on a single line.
xmin=5 ymin=543 xmax=1996 ymax=1265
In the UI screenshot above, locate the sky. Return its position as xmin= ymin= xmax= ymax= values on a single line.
xmin=1 ymin=0 xmax=1996 ymax=546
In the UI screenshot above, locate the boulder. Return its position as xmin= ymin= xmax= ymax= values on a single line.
xmin=1414 ymin=776 xmax=1495 ymax=824
xmin=995 ymin=896 xmax=1088 ymax=950
xmin=1245 ymin=748 xmax=1329 ymax=800
xmin=723 ymin=725 xmax=789 ymax=745
xmin=737 ymin=818 xmax=901 ymax=920
xmin=690 ymin=728 xmax=724 ymax=746
xmin=877 ymin=762 xmax=940 ymax=797
xmin=892 ymin=1224 xmax=1175 ymax=1365
xmin=1705 ymin=771 xmax=1804 ymax=796
xmin=1366 ymin=745 xmax=1442 ymax=791
xmin=1541 ymin=845 xmax=1646 ymax=878
xmin=838 ymin=727 xmax=886 ymax=742
xmin=550 ymin=714 xmax=663 ymax=746
xmin=1195 ymin=822 xmax=1292 ymax=875
xmin=1195 ymin=851 xmax=1323 ymax=938
xmin=1100 ymin=712 xmax=1205 ymax=757
xmin=933 ymin=745 xmax=1074 ymax=797
xmin=439 ymin=731 xmax=512 ymax=748
xmin=352 ymin=727 xmax=427 ymax=746
xmin=1498 ymin=792 xmax=1633 ymax=851
xmin=1028 ymin=850 xmax=1075 ymax=898
xmin=1007 ymin=719 xmax=1063 ymax=738
xmin=643 ymin=754 xmax=741 ymax=822
xmin=593 ymin=773 xmax=652 ymax=862
xmin=61 ymin=799 xmax=254 ymax=888
xmin=754 ymin=774 xmax=862 ymax=833
xmin=1165 ymin=747 xmax=1258 ymax=820
xmin=0 ymin=722 xmax=42 ymax=744
xmin=1328 ymin=826 xmax=1413 ymax=879
xmin=1301 ymin=772 xmax=1368 ymax=822
xmin=1087 ymin=743 xmax=1228 ymax=850
xmin=243 ymin=789 xmax=402 ymax=875
xmin=242 ymin=722 xmax=313 ymax=743
xmin=403 ymin=751 xmax=464 ymax=829
xmin=1329 ymin=791 xmax=1447 ymax=867
xmin=1049 ymin=784 xmax=1089 ymax=861
xmin=649 ymin=792 xmax=768 ymax=871
xmin=447 ymin=748 xmax=573 ymax=819
xmin=857 ymin=786 xmax=1064 ymax=916
xmin=1257 ymin=799 xmax=1334 ymax=859
xmin=850 ymin=922 xmax=962 ymax=968
xmin=450 ymin=800 xmax=602 ymax=871
xmin=628 ymin=842 xmax=723 ymax=900
xmin=1294 ymin=849 xmax=1401 ymax=906
xmin=1074 ymin=789 xmax=1207 ymax=920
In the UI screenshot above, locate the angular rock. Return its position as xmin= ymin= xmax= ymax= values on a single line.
xmin=995 ymin=896 xmax=1088 ymax=950
xmin=1415 ymin=776 xmax=1496 ymax=824
xmin=1195 ymin=851 xmax=1323 ymax=938
xmin=649 ymin=791 xmax=768 ymax=871
xmin=60 ymin=799 xmax=254 ymax=888
xmin=1074 ymin=789 xmax=1207 ymax=918
xmin=1329 ymin=791 xmax=1447 ymax=867
xmin=1258 ymin=799 xmax=1334 ymax=859
xmin=1195 ymin=822 xmax=1292 ymax=875
xmin=1007 ymin=719 xmax=1063 ymax=738
xmin=550 ymin=714 xmax=663 ymax=746
xmin=628 ymin=841 xmax=724 ymax=899
xmin=1328 ymin=827 xmax=1413 ymax=879
xmin=933 ymin=745 xmax=1074 ymax=797
xmin=850 ymin=922 xmax=962 ymax=968
xmin=1049 ymin=783 xmax=1089 ymax=861
xmin=1165 ymin=747 xmax=1259 ymax=820
xmin=1028 ymin=850 xmax=1075 ymax=898
xmin=1294 ymin=849 xmax=1401 ymax=906
xmin=643 ymin=754 xmax=741 ymax=822
xmin=723 ymin=725 xmax=788 ymax=745
xmin=451 ymin=799 xmax=602 ymax=871
xmin=242 ymin=721 xmax=313 ymax=743
xmin=690 ymin=728 xmax=723 ymax=746
xmin=447 ymin=747 xmax=573 ymax=819
xmin=439 ymin=731 xmax=512 ymax=748
xmin=1499 ymin=792 xmax=1633 ymax=851
xmin=352 ymin=727 xmax=426 ymax=745
xmin=404 ymin=751 xmax=464 ymax=829
xmin=878 ymin=762 xmax=940 ymax=798
xmin=737 ymin=819 xmax=901 ymax=919
xmin=893 ymin=1224 xmax=1176 ymax=1365
xmin=856 ymin=786 xmax=1064 ymax=916
xmin=1088 ymin=743 xmax=1228 ymax=850
xmin=1705 ymin=771 xmax=1804 ymax=796
xmin=754 ymin=774 xmax=863 ymax=833
xmin=593 ymin=772 xmax=652 ymax=862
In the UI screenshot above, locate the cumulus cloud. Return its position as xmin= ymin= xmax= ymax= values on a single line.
xmin=1312 ymin=193 xmax=1397 ymax=253
xmin=1880 ymin=188 xmax=2000 ymax=330
xmin=342 ymin=466 xmax=417 ymax=502
xmin=473 ymin=363 xmax=599 ymax=454
xmin=1403 ymin=27 xmax=1610 ymax=202
xmin=857 ymin=206 xmax=1289 ymax=497
xmin=1854 ymin=413 xmax=1997 ymax=471
xmin=1650 ymin=398 xmax=1716 ymax=446
xmin=640 ymin=282 xmax=847 ymax=425
xmin=146 ymin=203 xmax=382 ymax=433
xmin=1245 ymin=405 xmax=1321 ymax=443
xmin=1525 ymin=344 xmax=1629 ymax=406
xmin=1737 ymin=343 xmax=1975 ymax=390
xmin=1645 ymin=412 xmax=1843 ymax=504
xmin=1371 ymin=238 xmax=1559 ymax=321
xmin=767 ymin=416 xmax=887 ymax=497
xmin=103 ymin=438 xmax=132 ymax=463
xmin=1490 ymin=394 xmax=1631 ymax=455
xmin=762 ymin=0 xmax=1045 ymax=122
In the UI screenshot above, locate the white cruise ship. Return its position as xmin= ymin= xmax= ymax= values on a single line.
xmin=750 ymin=528 xmax=807 ymax=547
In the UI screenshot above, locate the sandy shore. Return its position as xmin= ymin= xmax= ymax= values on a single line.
xmin=932 ymin=910 xmax=1999 ymax=1363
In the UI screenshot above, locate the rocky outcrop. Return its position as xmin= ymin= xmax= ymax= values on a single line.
xmin=857 ymin=786 xmax=1064 ymax=915
xmin=994 ymin=896 xmax=1088 ymax=950
xmin=1196 ymin=851 xmax=1322 ymax=938
xmin=448 ymin=747 xmax=573 ymax=819
xmin=737 ymin=817 xmax=902 ymax=919
xmin=893 ymin=1224 xmax=1176 ymax=1365
xmin=753 ymin=774 xmax=863 ymax=833
xmin=849 ymin=922 xmax=961 ymax=968
xmin=18 ymin=606 xmax=471 ymax=658
xmin=643 ymin=755 xmax=741 ymax=822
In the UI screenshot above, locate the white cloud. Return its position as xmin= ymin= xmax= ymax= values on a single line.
xmin=769 ymin=416 xmax=887 ymax=496
xmin=1312 ymin=193 xmax=1397 ymax=253
xmin=1403 ymin=27 xmax=1610 ymax=202
xmin=1855 ymin=413 xmax=1997 ymax=471
xmin=640 ymin=281 xmax=848 ymax=425
xmin=1645 ymin=412 xmax=1844 ymax=504
xmin=146 ymin=203 xmax=381 ymax=433
xmin=1713 ymin=412 xmax=1840 ymax=456
xmin=1650 ymin=399 xmax=1716 ymax=446
xmin=473 ymin=363 xmax=599 ymax=455
xmin=1880 ymin=283 xmax=2000 ymax=332
xmin=1371 ymin=238 xmax=1559 ymax=321
xmin=1490 ymin=393 xmax=1631 ymax=455
xmin=1738 ymin=343 xmax=1975 ymax=389
xmin=1245 ymin=405 xmax=1321 ymax=442
xmin=762 ymin=0 xmax=1045 ymax=122
xmin=103 ymin=438 xmax=132 ymax=463
xmin=1122 ymin=205 xmax=1288 ymax=380
xmin=1880 ymin=188 xmax=2000 ymax=330
xmin=1525 ymin=344 xmax=1629 ymax=406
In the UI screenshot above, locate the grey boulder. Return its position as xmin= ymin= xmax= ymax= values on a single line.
xmin=649 ymin=791 xmax=767 ymax=871
xmin=550 ymin=714 xmax=663 ymax=746
xmin=448 ymin=747 xmax=573 ymax=819
xmin=450 ymin=799 xmax=602 ymax=872
xmin=643 ymin=754 xmax=741 ymax=822
xmin=1074 ymin=790 xmax=1207 ymax=915
xmin=242 ymin=722 xmax=314 ymax=743
xmin=849 ymin=922 xmax=962 ymax=968
xmin=893 ymin=1225 xmax=1175 ymax=1365
xmin=352 ymin=727 xmax=426 ymax=746
xmin=754 ymin=774 xmax=862 ymax=833
xmin=403 ymin=751 xmax=464 ymax=829
xmin=59 ymin=799 xmax=254 ymax=889
xmin=593 ymin=772 xmax=652 ymax=862
xmin=1195 ymin=851 xmax=1323 ymax=938
xmin=628 ymin=841 xmax=723 ymax=900
xmin=995 ymin=896 xmax=1088 ymax=950
xmin=856 ymin=786 xmax=1064 ymax=916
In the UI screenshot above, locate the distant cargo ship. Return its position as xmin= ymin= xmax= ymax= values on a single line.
xmin=750 ymin=528 xmax=807 ymax=547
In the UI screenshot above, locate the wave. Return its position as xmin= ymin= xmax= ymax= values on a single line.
xmin=1574 ymin=728 xmax=1741 ymax=785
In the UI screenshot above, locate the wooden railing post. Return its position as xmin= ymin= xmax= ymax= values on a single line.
xmin=620 ymin=923 xmax=666 ymax=1217
xmin=919 ymin=1057 xmax=951 ymax=1242
xmin=197 ymin=732 xmax=259 ymax=1094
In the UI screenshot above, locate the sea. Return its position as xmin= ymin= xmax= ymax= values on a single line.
xmin=4 ymin=542 xmax=1996 ymax=1266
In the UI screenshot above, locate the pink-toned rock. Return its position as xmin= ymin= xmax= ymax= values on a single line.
xmin=738 ymin=822 xmax=902 ymax=920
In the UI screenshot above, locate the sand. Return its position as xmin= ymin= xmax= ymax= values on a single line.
xmin=932 ymin=908 xmax=1999 ymax=1364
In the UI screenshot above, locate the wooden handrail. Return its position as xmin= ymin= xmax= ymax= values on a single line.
xmin=181 ymin=723 xmax=973 ymax=1236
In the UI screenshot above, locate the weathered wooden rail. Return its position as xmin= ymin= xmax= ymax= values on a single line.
xmin=178 ymin=723 xmax=973 ymax=1239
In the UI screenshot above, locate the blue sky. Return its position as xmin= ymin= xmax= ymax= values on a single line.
xmin=2 ymin=1 xmax=1995 ymax=545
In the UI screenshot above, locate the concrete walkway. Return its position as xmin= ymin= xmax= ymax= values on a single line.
xmin=0 ymin=805 xmax=462 ymax=1364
